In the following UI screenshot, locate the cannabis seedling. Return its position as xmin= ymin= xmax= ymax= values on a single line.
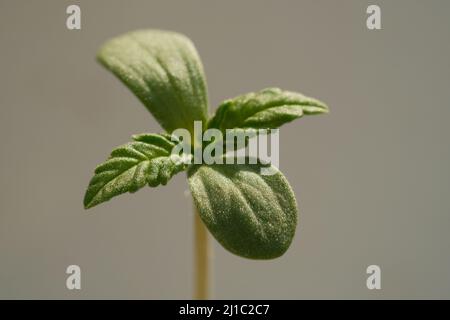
xmin=84 ymin=30 xmax=328 ymax=297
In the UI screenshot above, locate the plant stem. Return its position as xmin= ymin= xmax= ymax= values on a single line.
xmin=194 ymin=206 xmax=210 ymax=299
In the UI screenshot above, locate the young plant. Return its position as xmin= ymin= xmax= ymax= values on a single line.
xmin=83 ymin=30 xmax=328 ymax=297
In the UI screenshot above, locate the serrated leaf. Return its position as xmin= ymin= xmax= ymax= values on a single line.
xmin=97 ymin=30 xmax=209 ymax=134
xmin=188 ymin=162 xmax=298 ymax=259
xmin=208 ymin=88 xmax=328 ymax=131
xmin=84 ymin=134 xmax=186 ymax=209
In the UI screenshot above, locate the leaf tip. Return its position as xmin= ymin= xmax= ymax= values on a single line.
xmin=321 ymin=103 xmax=330 ymax=114
xmin=83 ymin=195 xmax=94 ymax=210
xmin=304 ymin=100 xmax=330 ymax=116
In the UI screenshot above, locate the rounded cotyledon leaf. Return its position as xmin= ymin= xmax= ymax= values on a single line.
xmin=188 ymin=162 xmax=298 ymax=259
xmin=97 ymin=29 xmax=209 ymax=134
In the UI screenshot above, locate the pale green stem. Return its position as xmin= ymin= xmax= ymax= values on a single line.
xmin=194 ymin=206 xmax=210 ymax=299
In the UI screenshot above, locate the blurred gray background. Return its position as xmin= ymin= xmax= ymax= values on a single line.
xmin=1 ymin=0 xmax=449 ymax=299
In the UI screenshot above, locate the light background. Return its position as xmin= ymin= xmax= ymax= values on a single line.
xmin=1 ymin=0 xmax=449 ymax=299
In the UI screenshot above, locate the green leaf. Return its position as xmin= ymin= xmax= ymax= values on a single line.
xmin=208 ymin=88 xmax=328 ymax=131
xmin=84 ymin=134 xmax=186 ymax=209
xmin=97 ymin=30 xmax=209 ymax=134
xmin=188 ymin=162 xmax=298 ymax=259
